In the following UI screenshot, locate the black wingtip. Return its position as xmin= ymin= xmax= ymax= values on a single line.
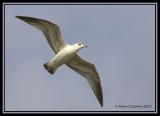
xmin=100 ymin=102 xmax=103 ymax=107
xmin=15 ymin=16 xmax=43 ymax=23
xmin=15 ymin=16 xmax=22 ymax=19
xmin=15 ymin=16 xmax=30 ymax=20
xmin=15 ymin=16 xmax=27 ymax=21
xmin=99 ymin=98 xmax=103 ymax=107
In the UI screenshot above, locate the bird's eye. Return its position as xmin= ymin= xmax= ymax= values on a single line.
xmin=78 ymin=43 xmax=81 ymax=46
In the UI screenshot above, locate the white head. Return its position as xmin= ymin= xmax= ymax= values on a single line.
xmin=73 ymin=43 xmax=87 ymax=51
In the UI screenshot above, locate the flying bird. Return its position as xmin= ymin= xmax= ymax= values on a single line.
xmin=16 ymin=16 xmax=103 ymax=107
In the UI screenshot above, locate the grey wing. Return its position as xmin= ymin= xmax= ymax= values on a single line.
xmin=16 ymin=16 xmax=66 ymax=53
xmin=66 ymin=54 xmax=103 ymax=107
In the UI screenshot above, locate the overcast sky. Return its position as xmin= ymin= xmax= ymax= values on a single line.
xmin=4 ymin=4 xmax=155 ymax=111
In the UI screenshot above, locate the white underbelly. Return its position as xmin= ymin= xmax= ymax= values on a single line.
xmin=48 ymin=46 xmax=76 ymax=68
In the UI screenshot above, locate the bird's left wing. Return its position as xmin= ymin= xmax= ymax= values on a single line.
xmin=66 ymin=54 xmax=103 ymax=107
xmin=16 ymin=16 xmax=66 ymax=53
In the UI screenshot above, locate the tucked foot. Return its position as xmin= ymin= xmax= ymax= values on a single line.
xmin=43 ymin=63 xmax=56 ymax=75
xmin=48 ymin=69 xmax=54 ymax=74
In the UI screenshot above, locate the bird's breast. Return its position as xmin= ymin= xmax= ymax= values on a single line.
xmin=57 ymin=46 xmax=77 ymax=61
xmin=48 ymin=46 xmax=77 ymax=67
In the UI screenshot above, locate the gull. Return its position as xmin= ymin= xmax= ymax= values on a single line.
xmin=16 ymin=16 xmax=103 ymax=107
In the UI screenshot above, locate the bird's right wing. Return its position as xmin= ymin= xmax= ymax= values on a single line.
xmin=16 ymin=16 xmax=66 ymax=53
xmin=66 ymin=54 xmax=103 ymax=107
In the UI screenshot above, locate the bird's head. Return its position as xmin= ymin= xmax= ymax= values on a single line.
xmin=73 ymin=43 xmax=87 ymax=51
xmin=72 ymin=43 xmax=87 ymax=52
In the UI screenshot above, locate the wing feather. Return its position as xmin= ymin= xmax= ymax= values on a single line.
xmin=66 ymin=55 xmax=103 ymax=107
xmin=16 ymin=16 xmax=66 ymax=53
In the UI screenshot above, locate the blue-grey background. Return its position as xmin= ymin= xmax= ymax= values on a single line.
xmin=4 ymin=4 xmax=155 ymax=111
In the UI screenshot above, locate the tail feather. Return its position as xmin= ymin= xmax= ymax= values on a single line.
xmin=43 ymin=63 xmax=56 ymax=75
